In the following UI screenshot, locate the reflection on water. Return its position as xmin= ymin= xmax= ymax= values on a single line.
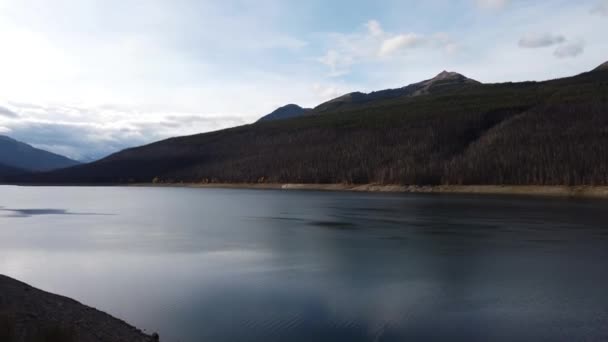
xmin=1 ymin=186 xmax=608 ymax=342
xmin=0 ymin=208 xmax=112 ymax=217
xmin=308 ymin=220 xmax=358 ymax=230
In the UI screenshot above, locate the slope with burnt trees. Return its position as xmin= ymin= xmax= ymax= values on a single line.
xmin=11 ymin=63 xmax=608 ymax=186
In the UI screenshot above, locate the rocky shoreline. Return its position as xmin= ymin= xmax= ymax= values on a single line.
xmin=0 ymin=275 xmax=157 ymax=342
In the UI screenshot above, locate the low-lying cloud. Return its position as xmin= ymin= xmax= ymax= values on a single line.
xmin=0 ymin=106 xmax=19 ymax=118
xmin=518 ymin=33 xmax=584 ymax=59
xmin=0 ymin=102 xmax=248 ymax=162
xmin=519 ymin=33 xmax=565 ymax=48
xmin=553 ymin=41 xmax=585 ymax=58
xmin=379 ymin=34 xmax=422 ymax=57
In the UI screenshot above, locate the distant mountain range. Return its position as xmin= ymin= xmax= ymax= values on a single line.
xmin=260 ymin=71 xmax=479 ymax=122
xmin=0 ymin=136 xmax=79 ymax=175
xmin=6 ymin=61 xmax=608 ymax=186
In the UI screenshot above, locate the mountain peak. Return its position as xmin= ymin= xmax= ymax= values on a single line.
xmin=279 ymin=104 xmax=304 ymax=110
xmin=431 ymin=70 xmax=474 ymax=82
xmin=257 ymin=104 xmax=312 ymax=122
xmin=406 ymin=70 xmax=479 ymax=97
xmin=435 ymin=70 xmax=458 ymax=79
xmin=313 ymin=71 xmax=480 ymax=113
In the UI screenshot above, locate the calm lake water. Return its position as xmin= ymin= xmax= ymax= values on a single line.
xmin=1 ymin=186 xmax=608 ymax=341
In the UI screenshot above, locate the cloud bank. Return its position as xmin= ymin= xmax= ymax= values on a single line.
xmin=0 ymin=106 xmax=19 ymax=118
xmin=591 ymin=0 xmax=608 ymax=15
xmin=0 ymin=103 xmax=246 ymax=161
xmin=554 ymin=41 xmax=585 ymax=58
xmin=518 ymin=32 xmax=585 ymax=59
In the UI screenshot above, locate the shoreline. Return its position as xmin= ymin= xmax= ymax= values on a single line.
xmin=135 ymin=183 xmax=608 ymax=199
xmin=5 ymin=182 xmax=608 ymax=199
xmin=0 ymin=275 xmax=157 ymax=342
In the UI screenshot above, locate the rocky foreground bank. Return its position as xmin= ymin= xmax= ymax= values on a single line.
xmin=0 ymin=275 xmax=157 ymax=342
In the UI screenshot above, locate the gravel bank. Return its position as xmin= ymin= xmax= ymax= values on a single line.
xmin=0 ymin=275 xmax=157 ymax=342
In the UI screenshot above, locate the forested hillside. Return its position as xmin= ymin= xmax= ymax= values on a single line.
xmin=9 ymin=63 xmax=608 ymax=186
xmin=311 ymin=71 xmax=480 ymax=114
xmin=0 ymin=164 xmax=26 ymax=177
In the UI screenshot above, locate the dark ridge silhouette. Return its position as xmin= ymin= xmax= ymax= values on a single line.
xmin=594 ymin=61 xmax=608 ymax=71
xmin=312 ymin=71 xmax=480 ymax=113
xmin=0 ymin=136 xmax=79 ymax=172
xmin=9 ymin=61 xmax=608 ymax=186
xmin=257 ymin=104 xmax=312 ymax=122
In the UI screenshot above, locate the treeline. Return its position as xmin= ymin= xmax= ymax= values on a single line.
xmin=12 ymin=67 xmax=608 ymax=186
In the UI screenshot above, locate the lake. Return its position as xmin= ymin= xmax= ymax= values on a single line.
xmin=1 ymin=186 xmax=608 ymax=341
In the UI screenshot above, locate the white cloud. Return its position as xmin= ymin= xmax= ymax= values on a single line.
xmin=444 ymin=43 xmax=459 ymax=54
xmin=475 ymin=0 xmax=509 ymax=9
xmin=0 ymin=106 xmax=19 ymax=118
xmin=553 ymin=41 xmax=585 ymax=58
xmin=591 ymin=0 xmax=608 ymax=15
xmin=518 ymin=33 xmax=566 ymax=48
xmin=365 ymin=20 xmax=384 ymax=36
xmin=518 ymin=33 xmax=586 ymax=60
xmin=318 ymin=21 xmax=454 ymax=76
xmin=317 ymin=50 xmax=354 ymax=77
xmin=379 ymin=34 xmax=421 ymax=57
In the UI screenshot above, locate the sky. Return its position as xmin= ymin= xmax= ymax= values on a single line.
xmin=0 ymin=0 xmax=606 ymax=161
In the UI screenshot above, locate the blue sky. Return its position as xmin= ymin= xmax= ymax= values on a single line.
xmin=0 ymin=0 xmax=606 ymax=160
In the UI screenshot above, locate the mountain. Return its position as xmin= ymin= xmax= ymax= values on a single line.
xmin=0 ymin=163 xmax=26 ymax=177
xmin=0 ymin=136 xmax=80 ymax=172
xmin=8 ymin=62 xmax=608 ymax=186
xmin=312 ymin=71 xmax=480 ymax=113
xmin=257 ymin=104 xmax=311 ymax=122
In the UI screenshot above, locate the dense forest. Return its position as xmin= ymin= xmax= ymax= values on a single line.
xmin=7 ymin=62 xmax=608 ymax=186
